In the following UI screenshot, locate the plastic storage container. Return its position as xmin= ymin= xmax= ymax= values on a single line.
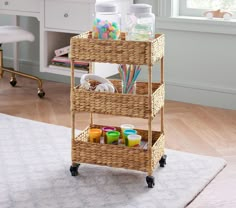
xmin=106 ymin=131 xmax=120 ymax=144
xmin=92 ymin=3 xmax=121 ymax=40
xmin=89 ymin=128 xmax=102 ymax=143
xmin=126 ymin=4 xmax=155 ymax=41
xmin=102 ymin=126 xmax=116 ymax=144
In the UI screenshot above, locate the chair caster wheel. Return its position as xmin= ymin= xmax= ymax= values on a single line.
xmin=70 ymin=164 xmax=80 ymax=176
xmin=146 ymin=176 xmax=155 ymax=188
xmin=159 ymin=154 xmax=167 ymax=167
xmin=10 ymin=78 xmax=17 ymax=87
xmin=38 ymin=89 xmax=45 ymax=98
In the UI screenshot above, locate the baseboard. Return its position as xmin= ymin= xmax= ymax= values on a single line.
xmin=2 ymin=58 xmax=72 ymax=83
xmin=3 ymin=58 xmax=235 ymax=110
xmin=3 ymin=58 xmax=39 ymax=72
xmin=166 ymin=81 xmax=236 ymax=110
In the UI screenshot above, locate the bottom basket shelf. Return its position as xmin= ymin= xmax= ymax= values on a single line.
xmin=72 ymin=124 xmax=165 ymax=173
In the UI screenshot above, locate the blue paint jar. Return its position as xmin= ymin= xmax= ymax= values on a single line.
xmin=124 ymin=129 xmax=137 ymax=146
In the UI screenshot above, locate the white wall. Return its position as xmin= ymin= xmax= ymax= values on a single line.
xmin=134 ymin=0 xmax=236 ymax=110
xmin=1 ymin=1 xmax=236 ymax=109
xmin=155 ymin=29 xmax=236 ymax=110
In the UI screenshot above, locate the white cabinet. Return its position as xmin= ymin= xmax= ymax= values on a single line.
xmin=45 ymin=1 xmax=92 ymax=32
xmin=0 ymin=0 xmax=39 ymax=12
xmin=0 ymin=0 xmax=133 ymax=78
xmin=42 ymin=0 xmax=133 ymax=78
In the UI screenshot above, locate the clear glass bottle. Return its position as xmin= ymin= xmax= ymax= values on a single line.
xmin=126 ymin=4 xmax=155 ymax=41
xmin=92 ymin=3 xmax=121 ymax=40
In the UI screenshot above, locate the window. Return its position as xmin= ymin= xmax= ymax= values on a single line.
xmin=179 ymin=0 xmax=236 ymax=18
xmin=156 ymin=0 xmax=236 ymax=35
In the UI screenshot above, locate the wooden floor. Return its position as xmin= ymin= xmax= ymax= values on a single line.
xmin=1 ymin=75 xmax=236 ymax=207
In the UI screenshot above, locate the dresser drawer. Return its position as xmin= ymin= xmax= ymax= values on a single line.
xmin=0 ymin=0 xmax=39 ymax=12
xmin=45 ymin=1 xmax=92 ymax=32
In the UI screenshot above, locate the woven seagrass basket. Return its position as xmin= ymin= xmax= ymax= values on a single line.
xmin=70 ymin=31 xmax=166 ymax=179
xmin=71 ymin=124 xmax=165 ymax=172
xmin=71 ymin=79 xmax=164 ymax=119
xmin=70 ymin=31 xmax=165 ymax=66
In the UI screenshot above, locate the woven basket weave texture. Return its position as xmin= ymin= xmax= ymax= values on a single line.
xmin=70 ymin=32 xmax=165 ymax=175
xmin=70 ymin=31 xmax=165 ymax=66
xmin=71 ymin=80 xmax=164 ymax=119
xmin=72 ymin=125 xmax=165 ymax=172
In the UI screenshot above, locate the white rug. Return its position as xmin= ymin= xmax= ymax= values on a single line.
xmin=0 ymin=113 xmax=226 ymax=208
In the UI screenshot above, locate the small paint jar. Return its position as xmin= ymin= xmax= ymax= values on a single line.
xmin=127 ymin=134 xmax=142 ymax=147
xmin=124 ymin=129 xmax=137 ymax=146
xmin=120 ymin=124 xmax=135 ymax=142
xmin=89 ymin=128 xmax=102 ymax=143
xmin=106 ymin=131 xmax=120 ymax=145
xmin=102 ymin=126 xmax=116 ymax=144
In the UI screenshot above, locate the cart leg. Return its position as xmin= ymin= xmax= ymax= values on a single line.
xmin=159 ymin=154 xmax=167 ymax=167
xmin=70 ymin=163 xmax=80 ymax=176
xmin=146 ymin=175 xmax=155 ymax=188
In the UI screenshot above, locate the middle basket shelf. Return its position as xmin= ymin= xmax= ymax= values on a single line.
xmin=71 ymin=79 xmax=165 ymax=119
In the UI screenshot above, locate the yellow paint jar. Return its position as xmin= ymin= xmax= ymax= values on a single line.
xmin=127 ymin=134 xmax=142 ymax=147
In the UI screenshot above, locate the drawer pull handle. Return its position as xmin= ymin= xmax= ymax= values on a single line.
xmin=4 ymin=1 xmax=9 ymax=5
xmin=64 ymin=13 xmax=69 ymax=18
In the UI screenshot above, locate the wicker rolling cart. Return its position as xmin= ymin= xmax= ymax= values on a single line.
xmin=69 ymin=31 xmax=167 ymax=188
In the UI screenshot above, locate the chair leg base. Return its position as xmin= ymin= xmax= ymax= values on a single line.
xmin=10 ymin=77 xmax=17 ymax=87
xmin=38 ymin=88 xmax=45 ymax=98
xmin=1 ymin=67 xmax=45 ymax=98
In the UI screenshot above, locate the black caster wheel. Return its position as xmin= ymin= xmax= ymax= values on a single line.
xmin=146 ymin=176 xmax=155 ymax=188
xmin=70 ymin=164 xmax=80 ymax=176
xmin=10 ymin=78 xmax=17 ymax=87
xmin=38 ymin=89 xmax=45 ymax=98
xmin=159 ymin=154 xmax=167 ymax=167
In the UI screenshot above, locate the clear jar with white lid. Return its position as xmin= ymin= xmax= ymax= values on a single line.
xmin=126 ymin=4 xmax=155 ymax=41
xmin=92 ymin=3 xmax=121 ymax=40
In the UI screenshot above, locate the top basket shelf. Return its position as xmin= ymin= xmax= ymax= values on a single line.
xmin=70 ymin=31 xmax=165 ymax=66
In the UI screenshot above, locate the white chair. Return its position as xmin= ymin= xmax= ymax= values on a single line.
xmin=0 ymin=26 xmax=45 ymax=98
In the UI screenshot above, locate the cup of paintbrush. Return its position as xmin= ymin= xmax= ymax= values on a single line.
xmin=119 ymin=64 xmax=138 ymax=94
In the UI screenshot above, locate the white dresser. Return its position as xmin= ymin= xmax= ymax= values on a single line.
xmin=0 ymin=0 xmax=133 ymax=78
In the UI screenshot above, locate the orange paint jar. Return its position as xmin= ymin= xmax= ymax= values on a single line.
xmin=89 ymin=128 xmax=102 ymax=143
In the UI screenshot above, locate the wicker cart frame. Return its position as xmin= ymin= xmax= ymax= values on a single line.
xmin=69 ymin=31 xmax=166 ymax=187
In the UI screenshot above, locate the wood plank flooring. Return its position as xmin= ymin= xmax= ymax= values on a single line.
xmin=0 ymin=75 xmax=236 ymax=207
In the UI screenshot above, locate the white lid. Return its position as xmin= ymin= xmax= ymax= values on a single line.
xmin=120 ymin=124 xmax=134 ymax=130
xmin=129 ymin=4 xmax=152 ymax=14
xmin=127 ymin=134 xmax=142 ymax=140
xmin=96 ymin=3 xmax=118 ymax=13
